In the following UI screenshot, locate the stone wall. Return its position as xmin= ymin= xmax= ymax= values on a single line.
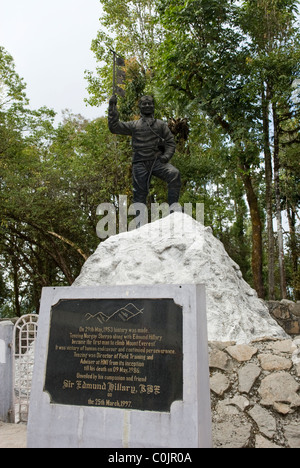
xmin=209 ymin=336 xmax=300 ymax=448
xmin=267 ymin=301 xmax=300 ymax=336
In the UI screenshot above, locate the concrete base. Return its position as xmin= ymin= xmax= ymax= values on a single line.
xmin=0 ymin=321 xmax=14 ymax=423
xmin=27 ymin=284 xmax=212 ymax=448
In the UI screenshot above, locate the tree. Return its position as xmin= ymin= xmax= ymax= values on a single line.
xmin=1 ymin=47 xmax=135 ymax=316
xmin=239 ymin=0 xmax=300 ymax=298
xmin=152 ymin=0 xmax=300 ymax=298
xmin=0 ymin=96 xmax=134 ymax=316
xmin=278 ymin=90 xmax=300 ymax=300
xmin=85 ymin=0 xmax=164 ymax=108
xmin=154 ymin=0 xmax=267 ymax=296
xmin=0 ymin=47 xmax=56 ymax=315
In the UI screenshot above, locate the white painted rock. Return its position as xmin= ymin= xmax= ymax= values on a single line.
xmin=73 ymin=213 xmax=287 ymax=344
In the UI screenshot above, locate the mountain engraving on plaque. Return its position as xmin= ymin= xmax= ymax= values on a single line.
xmin=85 ymin=303 xmax=144 ymax=324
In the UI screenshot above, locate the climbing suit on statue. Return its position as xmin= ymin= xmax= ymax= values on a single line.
xmin=108 ymin=95 xmax=181 ymax=206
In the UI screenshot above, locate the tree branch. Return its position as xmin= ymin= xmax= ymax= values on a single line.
xmin=47 ymin=231 xmax=89 ymax=261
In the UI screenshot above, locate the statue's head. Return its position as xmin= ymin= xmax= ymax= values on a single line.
xmin=138 ymin=95 xmax=155 ymax=117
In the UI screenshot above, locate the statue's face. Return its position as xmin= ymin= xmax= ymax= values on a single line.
xmin=139 ymin=97 xmax=154 ymax=116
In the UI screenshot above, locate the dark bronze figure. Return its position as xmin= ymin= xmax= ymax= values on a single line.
xmin=108 ymin=95 xmax=181 ymax=206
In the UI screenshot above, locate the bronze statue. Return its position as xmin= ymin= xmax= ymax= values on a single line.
xmin=108 ymin=95 xmax=181 ymax=206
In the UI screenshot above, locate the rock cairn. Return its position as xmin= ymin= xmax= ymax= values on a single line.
xmin=74 ymin=213 xmax=287 ymax=344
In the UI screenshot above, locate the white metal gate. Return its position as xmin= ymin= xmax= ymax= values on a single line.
xmin=13 ymin=314 xmax=38 ymax=423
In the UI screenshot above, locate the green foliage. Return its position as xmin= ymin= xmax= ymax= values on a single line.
xmin=85 ymin=0 xmax=163 ymax=107
xmin=0 ymin=46 xmax=135 ymax=316
xmin=152 ymin=0 xmax=299 ymax=298
xmin=0 ymin=106 xmax=134 ymax=316
xmin=1 ymin=0 xmax=299 ymax=318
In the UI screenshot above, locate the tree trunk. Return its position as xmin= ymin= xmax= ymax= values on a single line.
xmin=272 ymin=101 xmax=287 ymax=299
xmin=262 ymin=85 xmax=275 ymax=299
xmin=287 ymin=205 xmax=299 ymax=300
xmin=239 ymin=163 xmax=265 ymax=298
xmin=11 ymin=256 xmax=21 ymax=317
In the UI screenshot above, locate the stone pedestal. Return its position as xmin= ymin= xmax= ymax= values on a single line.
xmin=0 ymin=321 xmax=14 ymax=422
xmin=27 ymin=284 xmax=212 ymax=448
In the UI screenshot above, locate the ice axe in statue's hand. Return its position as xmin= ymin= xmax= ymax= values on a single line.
xmin=110 ymin=49 xmax=126 ymax=98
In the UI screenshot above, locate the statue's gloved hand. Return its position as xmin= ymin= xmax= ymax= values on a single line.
xmin=109 ymin=95 xmax=118 ymax=106
xmin=159 ymin=155 xmax=169 ymax=164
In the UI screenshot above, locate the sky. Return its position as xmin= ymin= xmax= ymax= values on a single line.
xmin=0 ymin=0 xmax=106 ymax=122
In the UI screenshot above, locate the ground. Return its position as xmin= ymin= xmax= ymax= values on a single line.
xmin=0 ymin=422 xmax=27 ymax=448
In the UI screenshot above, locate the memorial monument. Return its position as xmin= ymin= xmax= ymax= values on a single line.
xmin=27 ymin=284 xmax=212 ymax=448
xmin=27 ymin=66 xmax=212 ymax=448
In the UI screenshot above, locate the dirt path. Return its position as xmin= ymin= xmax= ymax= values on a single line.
xmin=0 ymin=422 xmax=27 ymax=448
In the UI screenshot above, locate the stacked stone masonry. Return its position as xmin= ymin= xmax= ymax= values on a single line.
xmin=209 ymin=336 xmax=300 ymax=448
xmin=267 ymin=300 xmax=300 ymax=336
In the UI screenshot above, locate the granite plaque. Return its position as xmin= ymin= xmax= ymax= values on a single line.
xmin=44 ymin=298 xmax=183 ymax=412
xmin=28 ymin=285 xmax=212 ymax=448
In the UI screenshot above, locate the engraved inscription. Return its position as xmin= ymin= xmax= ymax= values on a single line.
xmin=44 ymin=299 xmax=183 ymax=412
